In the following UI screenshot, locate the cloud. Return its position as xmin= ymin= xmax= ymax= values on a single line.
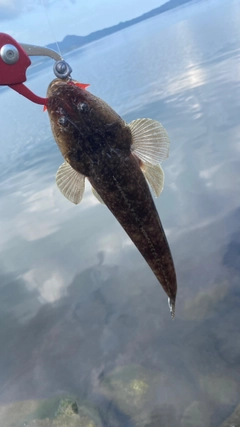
xmin=0 ymin=0 xmax=76 ymax=22
xmin=0 ymin=0 xmax=53 ymax=22
xmin=0 ymin=0 xmax=57 ymax=21
xmin=0 ymin=0 xmax=25 ymax=20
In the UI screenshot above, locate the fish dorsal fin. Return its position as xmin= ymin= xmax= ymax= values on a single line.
xmin=129 ymin=118 xmax=170 ymax=165
xmin=92 ymin=186 xmax=105 ymax=204
xmin=56 ymin=161 xmax=85 ymax=205
xmin=141 ymin=162 xmax=165 ymax=197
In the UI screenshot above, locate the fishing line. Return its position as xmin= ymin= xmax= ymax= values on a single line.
xmin=40 ymin=0 xmax=62 ymax=57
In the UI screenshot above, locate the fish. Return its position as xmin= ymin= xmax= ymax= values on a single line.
xmin=46 ymin=78 xmax=177 ymax=317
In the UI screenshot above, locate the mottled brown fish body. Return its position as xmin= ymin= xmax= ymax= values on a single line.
xmin=47 ymin=79 xmax=177 ymax=310
xmin=88 ymin=154 xmax=176 ymax=304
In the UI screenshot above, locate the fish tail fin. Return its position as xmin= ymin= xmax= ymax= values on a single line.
xmin=168 ymin=297 xmax=175 ymax=319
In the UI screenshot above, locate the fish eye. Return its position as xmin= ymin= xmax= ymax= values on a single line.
xmin=77 ymin=102 xmax=89 ymax=112
xmin=58 ymin=115 xmax=68 ymax=126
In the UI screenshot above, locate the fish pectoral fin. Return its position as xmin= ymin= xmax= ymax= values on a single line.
xmin=128 ymin=118 xmax=170 ymax=165
xmin=141 ymin=162 xmax=164 ymax=197
xmin=92 ymin=186 xmax=105 ymax=204
xmin=56 ymin=161 xmax=85 ymax=205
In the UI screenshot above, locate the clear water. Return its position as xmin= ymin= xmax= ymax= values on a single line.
xmin=1 ymin=0 xmax=240 ymax=425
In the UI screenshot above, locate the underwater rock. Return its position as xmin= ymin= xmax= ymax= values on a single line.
xmin=23 ymin=420 xmax=51 ymax=427
xmin=99 ymin=363 xmax=198 ymax=425
xmin=199 ymin=373 xmax=239 ymax=407
xmin=75 ymin=401 xmax=102 ymax=427
xmin=55 ymin=397 xmax=79 ymax=417
xmin=0 ymin=398 xmax=59 ymax=427
xmin=220 ymin=401 xmax=240 ymax=426
xmin=180 ymin=401 xmax=212 ymax=427
xmin=99 ymin=364 xmax=168 ymax=423
xmin=25 ymin=415 xmax=82 ymax=426
xmin=25 ymin=410 xmax=101 ymax=427
xmin=0 ymin=396 xmax=102 ymax=427
xmin=181 ymin=282 xmax=229 ymax=321
xmin=144 ymin=404 xmax=177 ymax=427
xmin=26 ymin=397 xmax=102 ymax=426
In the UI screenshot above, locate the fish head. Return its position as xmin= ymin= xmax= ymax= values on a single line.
xmin=46 ymin=79 xmax=93 ymax=161
xmin=47 ymin=78 xmax=130 ymax=175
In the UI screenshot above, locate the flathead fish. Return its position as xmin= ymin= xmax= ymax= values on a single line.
xmin=46 ymin=79 xmax=177 ymax=317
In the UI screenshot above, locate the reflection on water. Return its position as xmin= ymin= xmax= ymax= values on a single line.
xmin=1 ymin=0 xmax=240 ymax=425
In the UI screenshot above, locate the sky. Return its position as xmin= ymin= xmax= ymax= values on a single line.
xmin=0 ymin=0 xmax=168 ymax=46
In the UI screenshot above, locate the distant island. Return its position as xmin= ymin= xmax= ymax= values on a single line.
xmin=47 ymin=0 xmax=197 ymax=54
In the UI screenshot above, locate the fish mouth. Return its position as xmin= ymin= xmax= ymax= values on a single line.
xmin=47 ymin=78 xmax=69 ymax=97
xmin=47 ymin=78 xmax=88 ymax=98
